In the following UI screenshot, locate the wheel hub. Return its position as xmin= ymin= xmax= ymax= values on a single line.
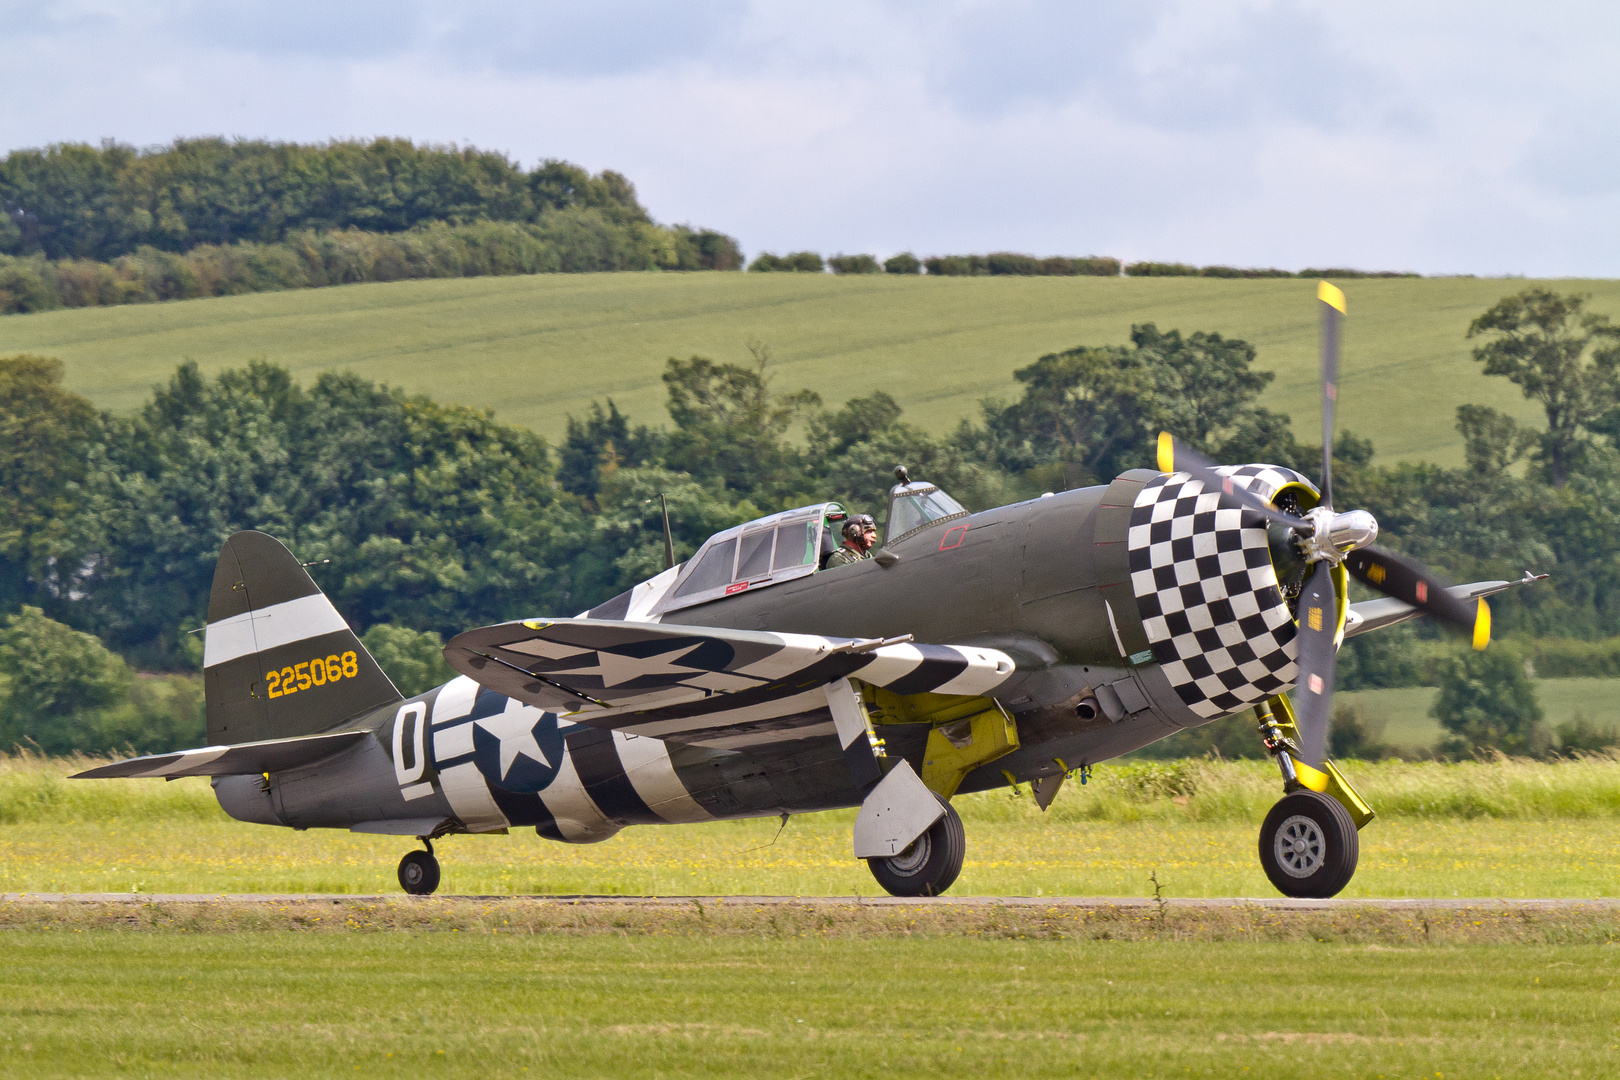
xmin=886 ymin=833 xmax=932 ymax=875
xmin=1274 ymin=814 xmax=1326 ymax=878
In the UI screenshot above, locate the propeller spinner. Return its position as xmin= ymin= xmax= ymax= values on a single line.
xmin=1156 ymin=281 xmax=1491 ymax=766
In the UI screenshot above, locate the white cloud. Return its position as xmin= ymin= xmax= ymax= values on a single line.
xmin=1 ymin=0 xmax=1616 ymax=275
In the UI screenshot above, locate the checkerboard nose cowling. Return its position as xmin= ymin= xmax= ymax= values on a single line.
xmin=1126 ymin=465 xmax=1319 ymax=721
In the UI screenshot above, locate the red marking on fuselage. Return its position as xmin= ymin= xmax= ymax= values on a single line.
xmin=939 ymin=524 xmax=969 ymax=550
xmin=725 ymin=581 xmax=750 ymax=595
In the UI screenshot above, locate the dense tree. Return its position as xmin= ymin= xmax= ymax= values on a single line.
xmin=558 ymin=400 xmax=663 ymax=502
xmin=1455 ymin=403 xmax=1537 ymax=478
xmin=1431 ymin=646 xmax=1547 ymax=758
xmin=48 ymin=362 xmax=576 ymax=660
xmin=0 ymin=140 xmax=742 ymax=316
xmin=1130 ymin=325 xmax=1274 ymax=447
xmin=0 ymin=356 xmax=103 ymax=613
xmin=359 ymin=624 xmax=457 ymax=698
xmin=0 ymin=606 xmax=132 ymax=753
xmin=0 ymin=215 xmax=745 ymax=316
xmin=748 ymin=251 xmax=825 ymax=273
xmin=964 ymin=323 xmax=1279 ymax=486
xmin=921 ymin=254 xmax=1121 ymax=277
xmin=576 ymin=467 xmax=761 ymax=597
xmin=660 ymin=349 xmax=822 ymax=502
xmin=0 ymin=139 xmax=658 ymax=260
xmin=1467 ymin=288 xmax=1620 ymax=487
xmin=827 ymin=254 xmax=880 ymax=275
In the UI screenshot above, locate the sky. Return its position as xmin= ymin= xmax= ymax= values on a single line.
xmin=3 ymin=1 xmax=1618 ymax=277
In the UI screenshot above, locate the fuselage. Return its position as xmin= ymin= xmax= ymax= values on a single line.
xmin=217 ymin=466 xmax=1319 ymax=840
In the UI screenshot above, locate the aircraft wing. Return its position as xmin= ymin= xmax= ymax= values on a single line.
xmin=1344 ymin=573 xmax=1544 ymax=639
xmin=444 ymin=618 xmax=1015 ymax=744
xmin=71 ymin=729 xmax=369 ymax=779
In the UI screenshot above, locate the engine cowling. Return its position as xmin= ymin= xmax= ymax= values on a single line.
xmin=1122 ymin=464 xmax=1334 ymax=721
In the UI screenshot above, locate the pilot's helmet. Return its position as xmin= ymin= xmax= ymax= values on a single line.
xmin=842 ymin=514 xmax=876 ymax=539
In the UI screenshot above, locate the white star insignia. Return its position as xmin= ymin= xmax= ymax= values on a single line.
xmin=551 ymin=643 xmax=706 ymax=689
xmin=474 ymin=700 xmax=553 ymax=779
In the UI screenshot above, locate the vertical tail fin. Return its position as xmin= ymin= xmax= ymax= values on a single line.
xmin=204 ymin=531 xmax=401 ymax=745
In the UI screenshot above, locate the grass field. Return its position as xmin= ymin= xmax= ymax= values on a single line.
xmin=6 ymin=753 xmax=1620 ymax=899
xmin=1341 ymin=676 xmax=1620 ymax=752
xmin=2 ymin=930 xmax=1617 ymax=1078
xmin=7 ymin=754 xmax=1619 ymax=1078
xmin=6 ymin=274 xmax=1620 ymax=465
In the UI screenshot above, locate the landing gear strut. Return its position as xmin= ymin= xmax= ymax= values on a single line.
xmin=398 ymin=838 xmax=441 ymax=896
xmin=1254 ymin=696 xmax=1370 ymax=899
xmin=865 ymin=796 xmax=965 ymax=897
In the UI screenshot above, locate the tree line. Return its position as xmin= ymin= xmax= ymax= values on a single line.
xmin=0 ymin=217 xmax=742 ymax=315
xmin=2 ymin=286 xmax=1618 ymax=757
xmin=0 ymin=138 xmax=743 ymax=315
xmin=1 ymin=138 xmax=679 ymax=260
xmin=750 ymin=249 xmax=1419 ymax=279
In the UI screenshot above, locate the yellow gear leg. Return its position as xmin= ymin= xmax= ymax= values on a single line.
xmin=1255 ymin=695 xmax=1375 ymax=829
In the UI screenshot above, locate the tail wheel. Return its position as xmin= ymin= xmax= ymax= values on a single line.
xmin=1258 ymin=789 xmax=1358 ymax=898
xmin=865 ymin=796 xmax=965 ymax=897
xmin=398 ymin=850 xmax=441 ymax=896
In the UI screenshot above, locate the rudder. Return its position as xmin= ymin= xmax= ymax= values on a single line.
xmin=204 ymin=531 xmax=402 ymax=744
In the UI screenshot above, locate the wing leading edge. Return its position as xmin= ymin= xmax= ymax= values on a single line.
xmin=444 ymin=618 xmax=1014 ymax=744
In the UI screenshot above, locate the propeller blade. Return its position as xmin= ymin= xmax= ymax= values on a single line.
xmin=1293 ymin=559 xmax=1339 ymax=767
xmin=1317 ymin=280 xmax=1344 ymax=511
xmin=1156 ymin=433 xmax=1312 ymax=533
xmin=1343 ymin=545 xmax=1490 ymax=649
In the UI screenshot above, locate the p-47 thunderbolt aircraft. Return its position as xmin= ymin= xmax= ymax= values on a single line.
xmin=77 ymin=284 xmax=1538 ymax=899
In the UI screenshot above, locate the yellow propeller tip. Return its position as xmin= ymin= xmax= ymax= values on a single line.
xmin=1156 ymin=431 xmax=1174 ymax=473
xmin=1317 ymin=280 xmax=1347 ymax=314
xmin=1472 ymin=599 xmax=1491 ymax=651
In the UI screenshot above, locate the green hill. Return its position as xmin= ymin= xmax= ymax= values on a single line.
xmin=5 ymin=272 xmax=1619 ymax=465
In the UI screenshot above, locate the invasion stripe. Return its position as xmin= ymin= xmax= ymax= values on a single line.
xmin=564 ymin=727 xmax=660 ymax=824
xmin=204 ymin=593 xmax=350 ymax=668
xmin=880 ymin=650 xmax=970 ymax=695
xmin=613 ymin=731 xmax=713 ymax=822
xmin=536 ymin=737 xmax=619 ymax=841
xmin=488 ymin=788 xmax=558 ymax=831
xmin=435 ymin=761 xmax=509 ymax=833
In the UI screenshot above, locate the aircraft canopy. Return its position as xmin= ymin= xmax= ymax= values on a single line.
xmin=885 ymin=480 xmax=967 ymax=546
xmin=652 ymin=502 xmax=847 ymax=615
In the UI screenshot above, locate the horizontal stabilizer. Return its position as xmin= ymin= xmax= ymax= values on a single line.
xmin=71 ymin=729 xmax=369 ymax=780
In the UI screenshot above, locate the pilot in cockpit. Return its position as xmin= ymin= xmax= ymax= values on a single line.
xmin=823 ymin=514 xmax=877 ymax=569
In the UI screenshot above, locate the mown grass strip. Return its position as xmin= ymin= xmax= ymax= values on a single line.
xmin=4 ymin=896 xmax=1619 ymax=945
xmin=0 ymin=931 xmax=1615 ymax=1079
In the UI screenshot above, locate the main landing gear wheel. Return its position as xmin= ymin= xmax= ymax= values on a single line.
xmin=1259 ymin=789 xmax=1358 ymax=899
xmin=398 ymin=845 xmax=441 ymax=896
xmin=865 ymin=796 xmax=965 ymax=898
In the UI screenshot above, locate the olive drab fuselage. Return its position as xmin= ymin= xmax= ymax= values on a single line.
xmin=216 ymin=469 xmax=1253 ymax=837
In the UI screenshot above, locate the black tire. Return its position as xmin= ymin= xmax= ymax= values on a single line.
xmin=1258 ymin=789 xmax=1358 ymax=899
xmin=398 ymin=850 xmax=441 ymax=896
xmin=865 ymin=796 xmax=965 ymax=897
